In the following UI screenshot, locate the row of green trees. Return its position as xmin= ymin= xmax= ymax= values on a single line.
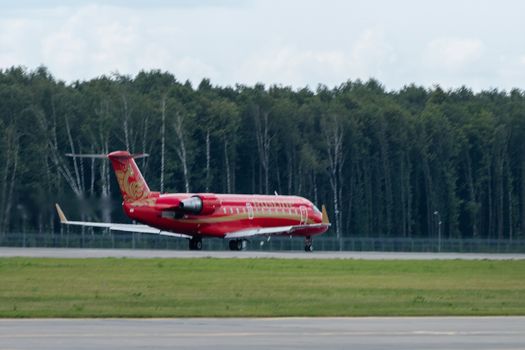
xmin=1 ymin=66 xmax=524 ymax=240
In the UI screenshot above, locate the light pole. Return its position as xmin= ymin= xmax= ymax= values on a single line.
xmin=433 ymin=211 xmax=442 ymax=252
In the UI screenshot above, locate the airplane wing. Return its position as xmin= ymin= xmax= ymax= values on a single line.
xmin=55 ymin=204 xmax=191 ymax=239
xmin=224 ymin=223 xmax=329 ymax=239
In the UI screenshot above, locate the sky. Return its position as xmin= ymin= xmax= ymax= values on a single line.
xmin=0 ymin=0 xmax=524 ymax=91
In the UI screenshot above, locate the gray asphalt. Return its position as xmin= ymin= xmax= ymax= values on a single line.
xmin=0 ymin=317 xmax=523 ymax=350
xmin=0 ymin=247 xmax=524 ymax=259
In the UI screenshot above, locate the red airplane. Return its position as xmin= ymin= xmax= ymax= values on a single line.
xmin=56 ymin=151 xmax=330 ymax=251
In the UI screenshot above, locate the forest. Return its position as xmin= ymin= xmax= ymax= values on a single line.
xmin=0 ymin=66 xmax=524 ymax=241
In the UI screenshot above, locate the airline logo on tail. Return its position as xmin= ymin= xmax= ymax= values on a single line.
xmin=107 ymin=151 xmax=155 ymax=206
xmin=114 ymin=163 xmax=150 ymax=202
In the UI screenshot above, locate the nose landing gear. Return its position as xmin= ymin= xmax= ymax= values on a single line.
xmin=304 ymin=236 xmax=313 ymax=252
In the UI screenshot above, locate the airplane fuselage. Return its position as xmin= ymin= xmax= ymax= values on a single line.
xmin=125 ymin=193 xmax=328 ymax=238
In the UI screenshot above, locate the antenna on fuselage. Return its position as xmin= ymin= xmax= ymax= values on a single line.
xmin=274 ymin=191 xmax=279 ymax=196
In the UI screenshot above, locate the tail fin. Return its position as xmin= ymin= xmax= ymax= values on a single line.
xmin=107 ymin=151 xmax=152 ymax=203
xmin=67 ymin=151 xmax=152 ymax=203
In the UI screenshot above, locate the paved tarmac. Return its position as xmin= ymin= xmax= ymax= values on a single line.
xmin=0 ymin=247 xmax=524 ymax=259
xmin=0 ymin=317 xmax=523 ymax=350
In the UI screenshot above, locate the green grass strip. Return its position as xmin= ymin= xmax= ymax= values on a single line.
xmin=0 ymin=258 xmax=524 ymax=317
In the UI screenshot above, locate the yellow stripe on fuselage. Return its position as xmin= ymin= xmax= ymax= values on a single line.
xmin=171 ymin=213 xmax=315 ymax=225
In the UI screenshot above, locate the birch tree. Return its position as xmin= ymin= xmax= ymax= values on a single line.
xmin=172 ymin=110 xmax=191 ymax=193
xmin=160 ymin=95 xmax=167 ymax=193
xmin=322 ymin=111 xmax=345 ymax=242
xmin=0 ymin=124 xmax=19 ymax=233
xmin=253 ymin=105 xmax=272 ymax=194
xmin=209 ymin=98 xmax=240 ymax=193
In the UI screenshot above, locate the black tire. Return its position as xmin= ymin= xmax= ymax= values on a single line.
xmin=229 ymin=240 xmax=236 ymax=251
xmin=236 ymin=239 xmax=243 ymax=251
xmin=304 ymin=245 xmax=313 ymax=252
xmin=195 ymin=239 xmax=202 ymax=250
xmin=189 ymin=237 xmax=202 ymax=250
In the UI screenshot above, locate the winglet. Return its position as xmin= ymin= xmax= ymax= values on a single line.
xmin=321 ymin=205 xmax=330 ymax=224
xmin=55 ymin=203 xmax=68 ymax=223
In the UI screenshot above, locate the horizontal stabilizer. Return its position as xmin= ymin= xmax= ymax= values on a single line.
xmin=66 ymin=153 xmax=149 ymax=159
xmin=66 ymin=153 xmax=108 ymax=158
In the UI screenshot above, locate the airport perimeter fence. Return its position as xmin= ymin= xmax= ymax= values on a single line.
xmin=1 ymin=231 xmax=525 ymax=253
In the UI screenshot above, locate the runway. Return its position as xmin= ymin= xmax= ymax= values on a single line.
xmin=0 ymin=317 xmax=523 ymax=350
xmin=0 ymin=247 xmax=524 ymax=259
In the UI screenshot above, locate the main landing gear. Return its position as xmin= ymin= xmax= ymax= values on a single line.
xmin=304 ymin=236 xmax=313 ymax=252
xmin=189 ymin=237 xmax=203 ymax=250
xmin=228 ymin=239 xmax=247 ymax=251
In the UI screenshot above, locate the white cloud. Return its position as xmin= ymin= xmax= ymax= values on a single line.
xmin=424 ymin=38 xmax=484 ymax=70
xmin=39 ymin=5 xmax=145 ymax=78
xmin=350 ymin=29 xmax=396 ymax=78
xmin=0 ymin=18 xmax=42 ymax=67
xmin=494 ymin=54 xmax=525 ymax=91
xmin=18 ymin=4 xmax=224 ymax=83
xmin=235 ymin=29 xmax=396 ymax=88
xmin=235 ymin=47 xmax=346 ymax=87
xmin=42 ymin=29 xmax=87 ymax=69
xmin=1 ymin=1 xmax=525 ymax=91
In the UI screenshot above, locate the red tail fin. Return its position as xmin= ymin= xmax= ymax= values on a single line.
xmin=108 ymin=151 xmax=152 ymax=203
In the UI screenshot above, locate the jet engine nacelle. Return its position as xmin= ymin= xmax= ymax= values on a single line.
xmin=179 ymin=194 xmax=221 ymax=215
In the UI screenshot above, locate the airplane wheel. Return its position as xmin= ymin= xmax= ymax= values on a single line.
xmin=236 ymin=239 xmax=244 ymax=251
xmin=189 ymin=237 xmax=202 ymax=251
xmin=228 ymin=239 xmax=247 ymax=251
xmin=304 ymin=236 xmax=313 ymax=252
xmin=195 ymin=239 xmax=202 ymax=250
